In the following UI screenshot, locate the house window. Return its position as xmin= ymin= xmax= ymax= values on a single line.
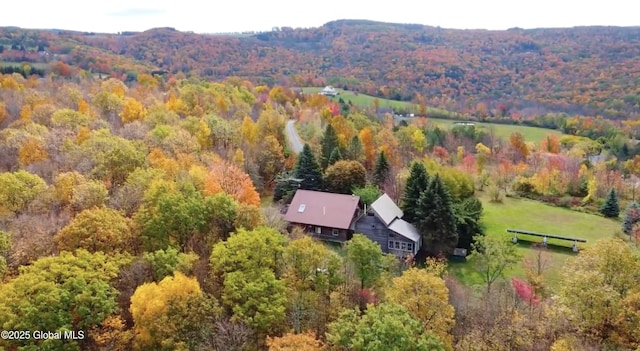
xmin=332 ymin=229 xmax=339 ymax=236
xmin=389 ymin=240 xmax=414 ymax=252
xmin=315 ymin=226 xmax=322 ymax=234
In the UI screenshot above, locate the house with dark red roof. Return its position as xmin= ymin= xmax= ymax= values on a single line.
xmin=283 ymin=190 xmax=422 ymax=259
xmin=284 ymin=190 xmax=363 ymax=243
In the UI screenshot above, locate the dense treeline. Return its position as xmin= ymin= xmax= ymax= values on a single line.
xmin=0 ymin=72 xmax=640 ymax=350
xmin=0 ymin=65 xmax=45 ymax=77
xmin=2 ymin=22 xmax=640 ymax=119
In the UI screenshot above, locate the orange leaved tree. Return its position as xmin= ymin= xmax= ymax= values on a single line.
xmin=206 ymin=159 xmax=260 ymax=206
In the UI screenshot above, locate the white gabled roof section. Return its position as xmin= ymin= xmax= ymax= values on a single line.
xmin=369 ymin=193 xmax=403 ymax=226
xmin=388 ymin=218 xmax=421 ymax=243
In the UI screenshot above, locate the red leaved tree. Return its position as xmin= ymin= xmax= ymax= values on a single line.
xmin=511 ymin=277 xmax=539 ymax=306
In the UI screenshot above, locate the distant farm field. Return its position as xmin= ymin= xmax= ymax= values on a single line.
xmin=449 ymin=193 xmax=621 ymax=289
xmin=427 ymin=117 xmax=563 ymax=143
xmin=300 ymin=87 xmax=563 ymax=142
xmin=299 ymin=87 xmax=456 ymax=118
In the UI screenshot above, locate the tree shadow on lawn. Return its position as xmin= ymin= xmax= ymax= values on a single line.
xmin=513 ymin=239 xmax=580 ymax=257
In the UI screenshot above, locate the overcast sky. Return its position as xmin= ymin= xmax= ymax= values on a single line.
xmin=5 ymin=0 xmax=639 ymax=33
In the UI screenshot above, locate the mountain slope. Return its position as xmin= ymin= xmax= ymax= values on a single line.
xmin=2 ymin=21 xmax=640 ymax=118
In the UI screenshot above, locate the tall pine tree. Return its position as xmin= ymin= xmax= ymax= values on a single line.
xmin=328 ymin=147 xmax=343 ymax=167
xmin=453 ymin=197 xmax=484 ymax=251
xmin=373 ymin=151 xmax=390 ymax=188
xmin=347 ymin=135 xmax=364 ymax=162
xmin=415 ymin=174 xmax=458 ymax=255
xmin=600 ymin=188 xmax=620 ymax=218
xmin=401 ymin=161 xmax=429 ymax=223
xmin=294 ymin=144 xmax=323 ymax=191
xmin=320 ymin=124 xmax=340 ymax=169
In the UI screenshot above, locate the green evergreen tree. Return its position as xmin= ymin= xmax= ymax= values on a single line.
xmin=373 ymin=151 xmax=390 ymax=188
xmin=600 ymin=188 xmax=620 ymax=218
xmin=294 ymin=144 xmax=323 ymax=191
xmin=328 ymin=147 xmax=343 ymax=166
xmin=454 ymin=197 xmax=484 ymax=251
xmin=273 ymin=171 xmax=297 ymax=203
xmin=320 ymin=124 xmax=340 ymax=169
xmin=622 ymin=201 xmax=640 ymax=234
xmin=347 ymin=135 xmax=364 ymax=162
xmin=401 ymin=161 xmax=429 ymax=223
xmin=416 ymin=174 xmax=458 ymax=255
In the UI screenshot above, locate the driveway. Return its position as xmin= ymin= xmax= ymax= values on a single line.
xmin=286 ymin=119 xmax=304 ymax=154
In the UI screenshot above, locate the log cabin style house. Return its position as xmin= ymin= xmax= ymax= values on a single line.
xmin=284 ymin=190 xmax=422 ymax=258
xmin=284 ymin=190 xmax=362 ymax=243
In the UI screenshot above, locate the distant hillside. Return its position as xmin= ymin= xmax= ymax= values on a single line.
xmin=2 ymin=21 xmax=640 ymax=118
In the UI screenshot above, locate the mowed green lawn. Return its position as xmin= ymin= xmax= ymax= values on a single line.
xmin=299 ymin=87 xmax=456 ymax=118
xmin=428 ymin=117 xmax=563 ymax=143
xmin=449 ymin=193 xmax=621 ymax=290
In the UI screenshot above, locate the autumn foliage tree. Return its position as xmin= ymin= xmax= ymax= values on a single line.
xmin=326 ymin=303 xmax=445 ymax=351
xmin=210 ymin=226 xmax=288 ymax=338
xmin=540 ymin=134 xmax=560 ymax=154
xmin=54 ymin=206 xmax=137 ymax=254
xmin=385 ymin=268 xmax=455 ymax=349
xmin=136 ymin=180 xmax=235 ymax=251
xmin=17 ymin=138 xmax=48 ymax=166
xmin=120 ymin=97 xmax=147 ymax=123
xmin=323 ymin=160 xmax=367 ymax=194
xmin=359 ymin=127 xmax=376 ymax=170
xmin=130 ymin=272 xmax=215 ymax=350
xmin=267 ymin=331 xmax=325 ymax=351
xmin=0 ymin=170 xmax=47 ymax=215
xmin=0 ymin=250 xmax=130 ymax=350
xmin=257 ymin=135 xmax=286 ymax=190
xmin=206 ymin=158 xmax=261 ymax=206
xmin=509 ymin=132 xmax=529 ymax=162
xmin=558 ymin=238 xmax=640 ymax=348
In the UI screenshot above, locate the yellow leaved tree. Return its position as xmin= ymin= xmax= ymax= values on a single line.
xmin=130 ymin=272 xmax=214 ymax=350
xmin=267 ymin=331 xmax=325 ymax=351
xmin=385 ymin=267 xmax=455 ymax=350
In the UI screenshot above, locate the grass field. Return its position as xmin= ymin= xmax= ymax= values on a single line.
xmin=428 ymin=117 xmax=563 ymax=142
xmin=299 ymin=87 xmax=457 ymax=118
xmin=299 ymin=87 xmax=562 ymax=142
xmin=448 ymin=193 xmax=621 ymax=290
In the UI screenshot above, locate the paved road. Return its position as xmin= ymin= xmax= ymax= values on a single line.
xmin=286 ymin=120 xmax=304 ymax=154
